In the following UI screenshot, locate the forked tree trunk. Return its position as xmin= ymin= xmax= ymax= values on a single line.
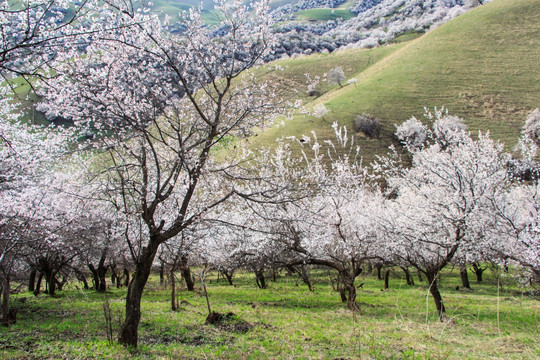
xmin=222 ymin=271 xmax=234 ymax=286
xmin=339 ymin=272 xmax=358 ymax=311
xmin=255 ymin=270 xmax=267 ymax=289
xmin=426 ymin=271 xmax=445 ymax=320
xmin=472 ymin=262 xmax=485 ymax=282
xmin=34 ymin=272 xmax=43 ymax=296
xmin=460 ymin=264 xmax=471 ymax=289
xmin=118 ymin=239 xmax=160 ymax=348
xmin=401 ymin=266 xmax=414 ymax=286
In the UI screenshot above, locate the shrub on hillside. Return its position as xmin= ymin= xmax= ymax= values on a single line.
xmin=353 ymin=114 xmax=381 ymax=138
xmin=395 ymin=116 xmax=427 ymax=148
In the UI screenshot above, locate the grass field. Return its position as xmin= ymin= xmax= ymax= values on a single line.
xmin=251 ymin=0 xmax=540 ymax=163
xmin=292 ymin=8 xmax=355 ymax=22
xmin=1 ymin=268 xmax=538 ymax=359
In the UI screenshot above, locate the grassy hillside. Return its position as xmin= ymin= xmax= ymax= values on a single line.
xmin=252 ymin=0 xmax=540 ymax=162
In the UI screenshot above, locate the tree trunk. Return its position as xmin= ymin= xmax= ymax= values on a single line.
xmin=123 ymin=268 xmax=130 ymax=287
xmin=46 ymin=270 xmax=56 ymax=296
xmin=170 ymin=269 xmax=176 ymax=311
xmin=339 ymin=272 xmax=358 ymax=311
xmin=384 ymin=269 xmax=390 ymax=289
xmin=222 ymin=271 xmax=234 ymax=286
xmin=1 ymin=277 xmax=10 ymax=326
xmin=89 ymin=264 xmax=100 ymax=291
xmin=255 ymin=270 xmax=267 ymax=289
xmin=182 ymin=267 xmax=195 ymax=291
xmin=460 ymin=264 xmax=471 ymax=289
xmin=472 ymin=262 xmax=485 ymax=282
xmin=159 ymin=261 xmax=165 ymax=286
xmin=28 ymin=269 xmax=37 ymax=293
xmin=110 ymin=264 xmax=117 ymax=286
xmin=401 ymin=266 xmax=414 ymax=286
xmin=426 ymin=271 xmax=445 ymax=321
xmin=376 ymin=264 xmax=383 ymax=280
xmin=34 ymin=272 xmax=43 ymax=296
xmin=118 ymin=239 xmax=160 ymax=348
xmin=97 ymin=256 xmax=107 ymax=292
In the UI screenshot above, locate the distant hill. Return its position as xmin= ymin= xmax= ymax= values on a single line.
xmin=251 ymin=0 xmax=540 ymax=162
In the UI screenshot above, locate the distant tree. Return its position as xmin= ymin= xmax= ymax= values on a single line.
xmin=395 ymin=116 xmax=427 ymax=149
xmin=521 ymin=108 xmax=540 ymax=142
xmin=328 ymin=66 xmax=345 ymax=87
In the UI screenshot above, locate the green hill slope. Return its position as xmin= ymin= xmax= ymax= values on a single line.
xmin=252 ymin=0 xmax=540 ymax=161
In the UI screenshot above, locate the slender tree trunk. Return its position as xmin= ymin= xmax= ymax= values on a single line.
xmin=97 ymin=255 xmax=107 ymax=292
xmin=401 ymin=266 xmax=414 ymax=286
xmin=34 ymin=272 xmax=43 ymax=296
xmin=384 ymin=269 xmax=390 ymax=289
xmin=170 ymin=269 xmax=176 ymax=311
xmin=417 ymin=271 xmax=423 ymax=282
xmin=1 ymin=277 xmax=10 ymax=326
xmin=118 ymin=239 xmax=160 ymax=348
xmin=123 ymin=268 xmax=130 ymax=287
xmin=460 ymin=264 xmax=471 ymax=289
xmin=28 ymin=269 xmax=37 ymax=293
xmin=426 ymin=271 xmax=445 ymax=321
xmin=376 ymin=264 xmax=383 ymax=280
xmin=159 ymin=261 xmax=165 ymax=286
xmin=110 ymin=264 xmax=117 ymax=286
xmin=255 ymin=270 xmax=267 ymax=289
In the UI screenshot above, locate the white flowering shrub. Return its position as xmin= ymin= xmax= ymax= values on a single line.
xmin=395 ymin=116 xmax=427 ymax=149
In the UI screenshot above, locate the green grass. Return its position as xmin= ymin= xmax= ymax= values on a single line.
xmin=293 ymin=8 xmax=355 ymax=22
xmin=253 ymin=0 xmax=540 ymax=163
xmin=1 ymin=268 xmax=538 ymax=359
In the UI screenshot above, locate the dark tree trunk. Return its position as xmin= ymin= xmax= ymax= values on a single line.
xmin=97 ymin=255 xmax=107 ymax=292
xmin=1 ymin=277 xmax=10 ymax=326
xmin=376 ymin=264 xmax=383 ymax=280
xmin=159 ymin=261 xmax=165 ymax=286
xmin=110 ymin=264 xmax=117 ymax=286
xmin=426 ymin=271 xmax=445 ymax=320
xmin=118 ymin=239 xmax=160 ymax=348
xmin=287 ymin=265 xmax=313 ymax=292
xmin=401 ymin=266 xmax=414 ymax=286
xmin=384 ymin=269 xmax=390 ymax=289
xmin=33 ymin=272 xmax=43 ymax=296
xmin=460 ymin=264 xmax=471 ymax=289
xmin=471 ymin=262 xmax=485 ymax=282
xmin=180 ymin=256 xmax=194 ymax=291
xmin=182 ymin=267 xmax=195 ymax=291
xmin=222 ymin=271 xmax=234 ymax=286
xmin=46 ymin=270 xmax=56 ymax=296
xmin=170 ymin=269 xmax=177 ymax=311
xmin=417 ymin=271 xmax=423 ymax=282
xmin=123 ymin=268 xmax=130 ymax=287
xmin=255 ymin=270 xmax=267 ymax=289
xmin=28 ymin=269 xmax=37 ymax=293
xmin=339 ymin=272 xmax=358 ymax=311
xmin=89 ymin=264 xmax=100 ymax=291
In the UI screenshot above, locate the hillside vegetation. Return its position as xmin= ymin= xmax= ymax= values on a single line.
xmin=252 ymin=0 xmax=540 ymax=162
